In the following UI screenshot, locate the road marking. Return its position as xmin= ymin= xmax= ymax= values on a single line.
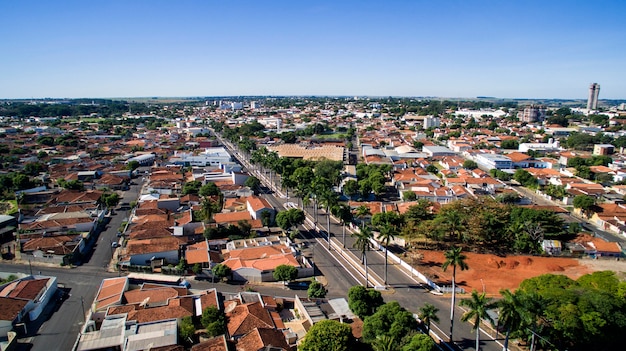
xmin=301 ymin=222 xmax=364 ymax=287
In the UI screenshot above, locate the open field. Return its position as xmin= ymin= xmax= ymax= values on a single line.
xmin=415 ymin=250 xmax=594 ymax=295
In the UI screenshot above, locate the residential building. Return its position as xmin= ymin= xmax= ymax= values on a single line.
xmin=587 ymin=83 xmax=601 ymax=110
xmin=475 ymin=153 xmax=512 ymax=169
xmin=593 ymin=144 xmax=615 ymax=156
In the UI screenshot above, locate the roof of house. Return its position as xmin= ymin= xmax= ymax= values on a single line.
xmin=186 ymin=241 xmax=210 ymax=265
xmin=226 ymin=302 xmax=275 ymax=337
xmin=247 ymin=196 xmax=273 ymax=212
xmin=223 ymin=245 xmax=299 ymax=272
xmin=123 ymin=286 xmax=181 ymax=306
xmin=236 ymin=328 xmax=290 ymax=351
xmin=125 ymin=236 xmax=187 ymax=256
xmin=507 ymin=152 xmax=533 ymax=163
xmin=95 ymin=277 xmax=127 ymax=311
xmin=0 ymin=297 xmax=29 ymax=322
xmin=3 ymin=278 xmax=49 ymax=300
xmin=190 ymin=335 xmax=229 ymax=351
xmin=127 ymin=304 xmax=193 ymax=324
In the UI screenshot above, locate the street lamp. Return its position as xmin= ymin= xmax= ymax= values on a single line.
xmin=80 ymin=296 xmax=86 ymax=322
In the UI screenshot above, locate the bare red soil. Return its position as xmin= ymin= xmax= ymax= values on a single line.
xmin=415 ymin=250 xmax=591 ymax=295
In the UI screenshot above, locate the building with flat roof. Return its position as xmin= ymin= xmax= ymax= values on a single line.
xmin=475 ymin=153 xmax=512 ymax=170
xmin=422 ymin=145 xmax=456 ymax=157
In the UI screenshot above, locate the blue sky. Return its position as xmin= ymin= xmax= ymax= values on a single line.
xmin=1 ymin=0 xmax=625 ymax=99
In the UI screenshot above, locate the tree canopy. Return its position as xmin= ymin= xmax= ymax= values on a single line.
xmin=299 ymin=320 xmax=355 ymax=351
xmin=348 ymin=285 xmax=384 ymax=319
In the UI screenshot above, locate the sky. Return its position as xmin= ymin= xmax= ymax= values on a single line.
xmin=1 ymin=0 xmax=625 ymax=99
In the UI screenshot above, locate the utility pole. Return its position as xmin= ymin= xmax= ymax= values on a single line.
xmin=80 ymin=296 xmax=86 ymax=322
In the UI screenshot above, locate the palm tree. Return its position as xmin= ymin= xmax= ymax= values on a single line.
xmin=498 ymin=289 xmax=523 ymax=351
xmin=377 ymin=223 xmax=397 ymax=285
xmin=440 ymin=209 xmax=465 ymax=242
xmin=352 ymin=225 xmax=374 ymax=287
xmin=372 ymin=335 xmax=395 ymax=351
xmin=332 ymin=204 xmax=353 ymax=248
xmin=355 ymin=205 xmax=371 ymax=228
xmin=318 ymin=189 xmax=338 ymax=249
xmin=442 ymin=246 xmax=469 ymax=343
xmin=200 ymin=197 xmax=215 ymax=223
xmin=419 ymin=303 xmax=440 ymax=335
xmin=460 ymin=290 xmax=497 ymax=351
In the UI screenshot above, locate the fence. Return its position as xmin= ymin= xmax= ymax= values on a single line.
xmin=369 ymin=238 xmax=442 ymax=292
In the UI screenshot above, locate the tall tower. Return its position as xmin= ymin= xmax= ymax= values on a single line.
xmin=587 ymin=83 xmax=600 ymax=110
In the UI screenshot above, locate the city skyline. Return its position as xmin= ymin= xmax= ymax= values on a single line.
xmin=2 ymin=0 xmax=625 ymax=100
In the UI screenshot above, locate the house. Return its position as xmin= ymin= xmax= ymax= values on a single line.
xmin=222 ymin=244 xmax=305 ymax=282
xmin=236 ymin=328 xmax=291 ymax=351
xmin=191 ymin=335 xmax=230 ymax=351
xmin=225 ymin=301 xmax=277 ymax=339
xmin=122 ymin=236 xmax=187 ymax=267
xmin=0 ymin=276 xmax=57 ymax=322
xmin=593 ymin=144 xmax=615 ymax=156
xmin=246 ymin=196 xmax=275 ymax=225
xmin=0 ymin=297 xmax=30 ymax=336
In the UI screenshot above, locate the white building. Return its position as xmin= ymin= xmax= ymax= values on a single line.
xmin=475 ymin=153 xmax=512 ymax=169
xmin=519 ymin=140 xmax=561 ymax=153
xmin=424 ymin=116 xmax=441 ymax=129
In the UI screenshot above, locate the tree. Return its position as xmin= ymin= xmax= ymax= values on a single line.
xmin=332 ymin=203 xmax=353 ymax=248
xmin=182 ymin=180 xmax=202 ymax=195
xmin=419 ymin=303 xmax=440 ymax=334
xmin=343 ymin=179 xmax=360 ymax=198
xmin=573 ymin=195 xmax=595 ymax=218
xmin=440 ymin=209 xmax=465 ymax=242
xmin=426 ymin=164 xmax=438 ymax=173
xmin=100 ymin=192 xmax=120 ymax=210
xmin=275 ymin=208 xmax=305 ymax=232
xmin=460 ymin=290 xmax=497 ymax=351
xmin=514 ymin=169 xmax=538 ymax=188
xmin=377 ymin=224 xmax=397 ymax=285
xmin=178 ymin=316 xmax=195 ymax=343
xmin=199 ymin=197 xmax=217 ymax=222
xmin=273 ymin=264 xmax=298 ymax=285
xmin=307 ymin=279 xmax=327 ymax=298
xmin=501 ymin=139 xmax=519 ymax=149
xmin=212 ymin=263 xmax=231 ymax=282
xmin=125 ymin=160 xmax=140 ymax=171
xmin=352 ymin=226 xmax=374 ymax=287
xmin=362 ymin=301 xmax=419 ymax=346
xmin=299 ymin=319 xmax=355 ymax=351
xmin=498 ymin=289 xmax=523 ymax=351
xmin=402 ymin=334 xmax=436 ymax=351
xmin=348 ymin=285 xmax=383 ymax=319
xmin=355 ymin=205 xmax=371 ymax=228
xmin=403 ymin=190 xmax=417 ymax=201
xmin=441 ymin=246 xmax=469 ymax=342
xmin=318 ymin=189 xmax=339 ymax=249
xmin=58 ymin=178 xmax=84 ymax=191
xmin=244 ymin=176 xmax=261 ymax=193
xmin=200 ymin=306 xmax=226 ymax=337
xmin=463 ymin=160 xmax=478 ymax=170
xmin=199 ymin=182 xmax=221 ymax=197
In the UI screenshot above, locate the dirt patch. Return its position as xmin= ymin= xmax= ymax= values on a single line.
xmin=414 ymin=250 xmax=592 ymax=295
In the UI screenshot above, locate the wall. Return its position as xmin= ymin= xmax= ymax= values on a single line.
xmin=27 ymin=278 xmax=57 ymax=321
xmin=129 ymin=250 xmax=179 ymax=266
